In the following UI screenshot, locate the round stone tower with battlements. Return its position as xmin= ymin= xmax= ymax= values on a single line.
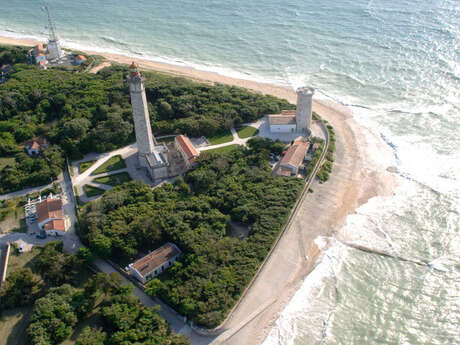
xmin=296 ymin=87 xmax=315 ymax=133
xmin=127 ymin=62 xmax=156 ymax=169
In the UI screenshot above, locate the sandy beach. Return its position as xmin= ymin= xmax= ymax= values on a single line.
xmin=0 ymin=36 xmax=396 ymax=344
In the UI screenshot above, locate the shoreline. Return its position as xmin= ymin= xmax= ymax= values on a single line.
xmin=0 ymin=36 xmax=397 ymax=344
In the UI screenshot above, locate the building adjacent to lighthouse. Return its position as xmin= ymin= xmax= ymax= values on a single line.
xmin=268 ymin=86 xmax=315 ymax=135
xmin=127 ymin=62 xmax=170 ymax=181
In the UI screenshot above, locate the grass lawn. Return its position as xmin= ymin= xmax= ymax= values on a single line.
xmin=0 ymin=198 xmax=25 ymax=234
xmin=83 ymin=185 xmax=106 ymax=198
xmin=93 ymin=172 xmax=132 ymax=186
xmin=78 ymin=160 xmax=96 ymax=174
xmin=0 ymin=157 xmax=15 ymax=169
xmin=0 ymin=306 xmax=33 ymax=345
xmin=7 ymin=246 xmax=42 ymax=275
xmin=91 ymin=155 xmax=126 ymax=176
xmin=207 ymin=130 xmax=234 ymax=145
xmin=237 ymin=126 xmax=259 ymax=139
xmin=203 ymin=144 xmax=240 ymax=155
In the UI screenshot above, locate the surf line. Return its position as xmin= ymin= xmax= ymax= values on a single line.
xmin=337 ymin=240 xmax=445 ymax=272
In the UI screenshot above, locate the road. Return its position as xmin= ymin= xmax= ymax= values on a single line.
xmin=0 ymin=176 xmax=62 ymax=201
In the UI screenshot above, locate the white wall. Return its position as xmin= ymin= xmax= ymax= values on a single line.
xmin=270 ymin=124 xmax=297 ymax=133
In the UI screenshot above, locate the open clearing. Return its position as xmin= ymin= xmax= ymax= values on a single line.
xmin=207 ymin=130 xmax=234 ymax=145
xmin=237 ymin=126 xmax=259 ymax=139
xmin=93 ymin=172 xmax=132 ymax=186
xmin=83 ymin=185 xmax=105 ymax=197
xmin=203 ymin=144 xmax=240 ymax=155
xmin=0 ymin=307 xmax=33 ymax=345
xmin=78 ymin=160 xmax=96 ymax=174
xmin=91 ymin=155 xmax=126 ymax=175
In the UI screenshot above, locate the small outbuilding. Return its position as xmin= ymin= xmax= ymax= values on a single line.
xmin=128 ymin=243 xmax=181 ymax=284
xmin=75 ymin=55 xmax=87 ymax=65
xmin=24 ymin=138 xmax=48 ymax=156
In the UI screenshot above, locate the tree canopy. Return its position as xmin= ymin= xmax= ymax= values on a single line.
xmin=80 ymin=142 xmax=304 ymax=327
xmin=0 ymin=45 xmax=293 ymax=194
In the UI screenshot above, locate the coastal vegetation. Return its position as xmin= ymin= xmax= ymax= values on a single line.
xmin=0 ymin=241 xmax=189 ymax=345
xmin=79 ymin=142 xmax=304 ymax=328
xmin=0 ymin=44 xmax=292 ymax=194
xmin=317 ymin=122 xmax=335 ymax=182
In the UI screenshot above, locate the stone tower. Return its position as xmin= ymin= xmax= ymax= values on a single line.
xmin=127 ymin=62 xmax=156 ymax=168
xmin=296 ymin=87 xmax=315 ymax=133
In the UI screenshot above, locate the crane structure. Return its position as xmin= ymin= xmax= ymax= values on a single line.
xmin=42 ymin=4 xmax=63 ymax=60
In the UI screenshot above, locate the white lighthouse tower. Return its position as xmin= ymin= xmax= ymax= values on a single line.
xmin=127 ymin=62 xmax=169 ymax=180
xmin=127 ymin=62 xmax=156 ymax=167
xmin=295 ymin=87 xmax=315 ymax=133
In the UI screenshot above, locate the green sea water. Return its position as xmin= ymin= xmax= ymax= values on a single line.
xmin=0 ymin=1 xmax=458 ymax=344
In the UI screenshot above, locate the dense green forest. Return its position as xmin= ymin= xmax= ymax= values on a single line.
xmin=80 ymin=140 xmax=304 ymax=327
xmin=0 ymin=241 xmax=189 ymax=345
xmin=0 ymin=45 xmax=293 ymax=194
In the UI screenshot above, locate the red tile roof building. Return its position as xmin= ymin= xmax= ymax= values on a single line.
xmin=278 ymin=141 xmax=310 ymax=176
xmin=44 ymin=219 xmax=66 ymax=232
xmin=36 ymin=198 xmax=68 ymax=235
xmin=175 ymin=134 xmax=199 ymax=169
xmin=128 ymin=243 xmax=181 ymax=283
xmin=24 ymin=138 xmax=48 ymax=156
xmin=75 ymin=55 xmax=87 ymax=64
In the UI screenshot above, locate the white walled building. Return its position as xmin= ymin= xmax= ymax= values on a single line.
xmin=128 ymin=243 xmax=181 ymax=284
xmin=268 ymin=87 xmax=315 ymax=135
xmin=268 ymin=110 xmax=297 ymax=133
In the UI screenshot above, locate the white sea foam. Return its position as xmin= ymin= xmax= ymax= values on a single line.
xmin=262 ymin=240 xmax=349 ymax=345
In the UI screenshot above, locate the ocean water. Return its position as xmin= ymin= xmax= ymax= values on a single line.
xmin=1 ymin=0 xmax=459 ymax=344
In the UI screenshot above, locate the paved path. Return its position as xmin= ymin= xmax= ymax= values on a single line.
xmin=0 ymin=176 xmax=63 ymax=201
xmin=92 ymin=259 xmax=214 ymax=345
xmin=88 ymin=61 xmax=111 ymax=74
xmin=72 ymin=144 xmax=137 ymax=186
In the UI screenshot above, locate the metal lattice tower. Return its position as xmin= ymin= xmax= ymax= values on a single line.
xmin=43 ymin=4 xmax=58 ymax=42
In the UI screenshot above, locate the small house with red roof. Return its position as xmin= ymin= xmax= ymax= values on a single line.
xmin=75 ymin=54 xmax=87 ymax=65
xmin=36 ymin=198 xmax=69 ymax=235
xmin=277 ymin=140 xmax=310 ymax=176
xmin=175 ymin=134 xmax=199 ymax=169
xmin=24 ymin=138 xmax=48 ymax=156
